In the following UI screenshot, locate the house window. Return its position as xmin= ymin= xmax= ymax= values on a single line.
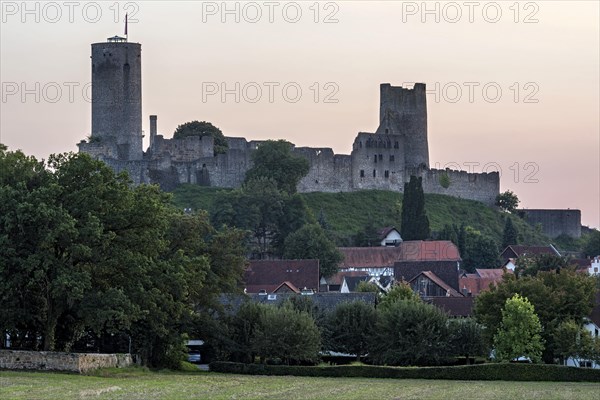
xmin=389 ymin=155 xmax=395 ymax=162
xmin=384 ymin=170 xmax=389 ymax=178
xmin=378 ymin=154 xmax=383 ymax=161
xmin=394 ymin=141 xmax=399 ymax=149
xmin=374 ymin=155 xmax=377 ymax=163
xmin=360 ymin=169 xmax=365 ymax=178
xmin=373 ymin=169 xmax=376 ymax=177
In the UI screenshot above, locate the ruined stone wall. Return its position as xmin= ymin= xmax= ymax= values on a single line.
xmin=417 ymin=168 xmax=500 ymax=206
xmin=350 ymin=132 xmax=406 ymax=191
xmin=521 ymin=209 xmax=581 ymax=238
xmin=0 ymin=350 xmax=132 ymax=373
xmin=295 ymin=148 xmax=352 ymax=192
xmin=78 ymin=140 xmax=119 ymax=160
xmin=152 ymin=135 xmax=214 ymax=161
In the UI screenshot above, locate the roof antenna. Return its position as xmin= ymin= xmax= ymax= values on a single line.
xmin=124 ymin=13 xmax=128 ymax=42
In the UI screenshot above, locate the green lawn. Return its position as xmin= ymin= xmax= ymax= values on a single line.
xmin=1 ymin=369 xmax=599 ymax=400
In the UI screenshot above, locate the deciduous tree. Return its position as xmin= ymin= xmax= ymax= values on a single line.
xmin=493 ymin=294 xmax=544 ymax=363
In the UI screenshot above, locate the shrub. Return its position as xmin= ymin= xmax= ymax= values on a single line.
xmin=209 ymin=361 xmax=600 ymax=382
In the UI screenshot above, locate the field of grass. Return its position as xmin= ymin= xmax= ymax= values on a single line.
xmin=1 ymin=369 xmax=599 ymax=400
xmin=171 ymin=185 xmax=551 ymax=247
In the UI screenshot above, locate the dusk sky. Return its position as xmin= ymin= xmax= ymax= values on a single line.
xmin=1 ymin=1 xmax=598 ymax=228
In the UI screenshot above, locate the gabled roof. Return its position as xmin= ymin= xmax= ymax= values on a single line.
xmin=338 ymin=247 xmax=403 ymax=269
xmin=343 ymin=276 xmax=370 ymax=292
xmin=395 ymin=260 xmax=460 ymax=291
xmin=459 ymin=268 xmax=509 ymax=296
xmin=409 ymin=271 xmax=462 ymax=297
xmin=475 ymin=268 xmax=506 ymax=279
xmin=398 ymin=241 xmax=461 ymax=262
xmin=273 ymin=281 xmax=300 ymax=294
xmin=377 ymin=227 xmax=399 ymax=240
xmin=244 ymin=259 xmax=320 ymax=294
xmin=338 ymin=240 xmax=460 ymax=269
xmin=501 ymin=245 xmax=560 ymax=259
xmin=326 ymin=270 xmax=369 ymax=285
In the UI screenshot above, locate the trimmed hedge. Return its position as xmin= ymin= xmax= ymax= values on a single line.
xmin=208 ymin=361 xmax=600 ymax=382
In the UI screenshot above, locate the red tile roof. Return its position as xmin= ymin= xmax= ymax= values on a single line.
xmin=399 ymin=241 xmax=461 ymax=261
xmin=459 ymin=268 xmax=509 ymax=296
xmin=244 ymin=259 xmax=320 ymax=294
xmin=338 ymin=240 xmax=460 ymax=269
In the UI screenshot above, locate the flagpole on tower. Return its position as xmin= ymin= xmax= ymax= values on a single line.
xmin=125 ymin=13 xmax=128 ymax=41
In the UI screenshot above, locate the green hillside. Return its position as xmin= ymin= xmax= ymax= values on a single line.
xmin=172 ymin=185 xmax=551 ymax=248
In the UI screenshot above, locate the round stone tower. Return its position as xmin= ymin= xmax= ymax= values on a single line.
xmin=91 ymin=36 xmax=142 ymax=160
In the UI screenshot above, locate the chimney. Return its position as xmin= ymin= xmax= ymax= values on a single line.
xmin=149 ymin=115 xmax=157 ymax=149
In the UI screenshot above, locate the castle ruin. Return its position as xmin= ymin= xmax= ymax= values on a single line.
xmin=78 ymin=37 xmax=500 ymax=205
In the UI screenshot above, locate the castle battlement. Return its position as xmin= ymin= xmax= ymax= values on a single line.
xmin=78 ymin=38 xmax=499 ymax=205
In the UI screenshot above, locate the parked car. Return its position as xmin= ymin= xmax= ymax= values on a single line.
xmin=187 ymin=351 xmax=201 ymax=364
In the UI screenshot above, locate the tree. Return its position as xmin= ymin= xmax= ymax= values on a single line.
xmin=462 ymin=230 xmax=501 ymax=272
xmin=400 ymin=176 xmax=430 ymax=240
xmin=244 ymin=140 xmax=310 ymax=194
xmin=493 ymin=294 xmax=544 ymax=363
xmin=495 ymin=190 xmax=519 ymax=213
xmin=225 ymin=302 xmax=268 ymax=363
xmin=369 ymin=300 xmax=448 ymax=366
xmin=211 ymin=177 xmax=312 ymax=259
xmin=0 ymin=148 xmax=247 ymax=367
xmin=447 ymin=318 xmax=486 ymax=364
xmin=379 ymin=282 xmax=421 ymax=309
xmin=252 ymin=306 xmax=321 ymax=364
xmin=582 ymin=230 xmax=600 ymax=257
xmin=353 ymin=215 xmax=380 ymax=247
xmin=475 ymin=270 xmax=595 ymax=363
xmin=355 ymin=281 xmax=380 ymax=293
xmin=515 ymin=254 xmax=570 ymax=277
xmin=173 ymin=120 xmax=228 ymax=155
xmin=502 ymin=217 xmax=519 ymax=249
xmin=284 ymin=224 xmax=343 ymax=277
xmin=327 ymin=301 xmax=377 ymax=360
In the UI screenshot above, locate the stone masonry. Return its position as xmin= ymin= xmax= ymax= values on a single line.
xmin=78 ymin=37 xmax=500 ymax=205
xmin=0 ymin=350 xmax=132 ymax=373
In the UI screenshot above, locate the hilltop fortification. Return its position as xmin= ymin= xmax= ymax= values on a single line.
xmin=78 ymin=38 xmax=500 ymax=205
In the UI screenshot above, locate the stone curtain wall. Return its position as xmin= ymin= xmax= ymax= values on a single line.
xmin=0 ymin=350 xmax=132 ymax=374
xmin=522 ymin=209 xmax=582 ymax=238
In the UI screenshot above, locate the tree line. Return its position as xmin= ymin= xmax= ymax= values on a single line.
xmin=0 ymin=145 xmax=247 ymax=367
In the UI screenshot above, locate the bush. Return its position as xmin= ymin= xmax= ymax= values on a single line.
xmin=208 ymin=361 xmax=600 ymax=382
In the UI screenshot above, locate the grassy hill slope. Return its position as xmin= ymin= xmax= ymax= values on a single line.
xmin=172 ymin=185 xmax=551 ymax=248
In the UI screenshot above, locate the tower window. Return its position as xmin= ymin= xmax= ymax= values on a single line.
xmin=360 ymin=170 xmax=365 ymax=178
xmin=394 ymin=141 xmax=399 ymax=149
xmin=378 ymin=154 xmax=383 ymax=161
xmin=390 ymin=155 xmax=395 ymax=162
xmin=384 ymin=170 xmax=390 ymax=178
xmin=374 ymin=155 xmax=377 ymax=163
xmin=385 ymin=128 xmax=389 ymax=134
xmin=359 ymin=141 xmax=362 ymax=148
xmin=373 ymin=169 xmax=377 ymax=178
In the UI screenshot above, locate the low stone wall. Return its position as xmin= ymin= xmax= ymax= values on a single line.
xmin=0 ymin=350 xmax=132 ymax=373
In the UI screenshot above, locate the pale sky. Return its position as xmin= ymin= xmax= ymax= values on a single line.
xmin=1 ymin=1 xmax=599 ymax=228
